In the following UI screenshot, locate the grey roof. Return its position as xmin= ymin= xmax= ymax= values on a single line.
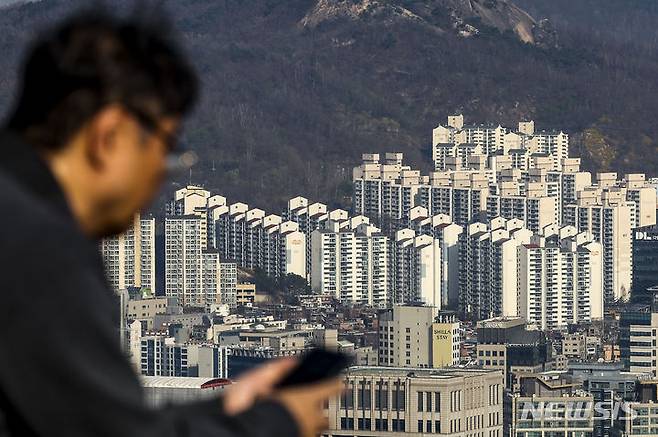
xmin=345 ymin=366 xmax=499 ymax=379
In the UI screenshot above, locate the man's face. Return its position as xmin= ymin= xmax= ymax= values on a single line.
xmin=92 ymin=108 xmax=179 ymax=237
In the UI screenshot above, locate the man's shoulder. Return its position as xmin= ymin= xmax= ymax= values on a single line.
xmin=0 ymin=170 xmax=89 ymax=257
xmin=0 ymin=170 xmax=114 ymax=314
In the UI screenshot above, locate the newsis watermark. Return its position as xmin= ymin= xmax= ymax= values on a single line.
xmin=517 ymin=401 xmax=639 ymax=422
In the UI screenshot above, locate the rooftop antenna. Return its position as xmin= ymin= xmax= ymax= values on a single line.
xmin=212 ymin=159 xmax=216 ymax=172
xmin=189 ymin=167 xmax=192 ymax=185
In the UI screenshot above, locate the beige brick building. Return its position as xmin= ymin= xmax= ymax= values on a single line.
xmin=324 ymin=367 xmax=504 ymax=437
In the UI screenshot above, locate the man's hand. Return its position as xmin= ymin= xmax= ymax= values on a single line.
xmin=223 ymin=358 xmax=297 ymax=415
xmin=223 ymin=358 xmax=344 ymax=437
xmin=275 ymin=379 xmax=344 ymax=437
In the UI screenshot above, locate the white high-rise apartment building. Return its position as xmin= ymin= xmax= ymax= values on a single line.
xmin=560 ymin=158 xmax=592 ymax=222
xmin=165 ymin=215 xmax=236 ymax=307
xmin=353 ymin=154 xmax=491 ymax=226
xmin=352 ymin=152 xmax=408 ymax=220
xmin=352 ymin=153 xmax=427 ymax=222
xmin=460 ymin=218 xmax=603 ymax=327
xmin=432 ymin=115 xmax=508 ymax=167
xmin=218 ymin=261 xmax=237 ymax=308
xmin=486 ymin=183 xmax=559 ymax=233
xmin=623 ymin=173 xmax=658 ymax=228
xmin=311 ymin=219 xmax=390 ymax=306
xmin=355 ymin=132 xmax=656 ymax=313
xmin=460 ymin=218 xmax=532 ymax=320
xmin=214 ymin=203 xmax=307 ymax=279
xmin=167 ymin=185 xmax=227 ymax=250
xmin=562 ymin=173 xmax=656 ymax=302
xmin=432 ymin=115 xmax=568 ymax=172
xmin=283 ymin=196 xmax=348 ymax=278
xmin=101 ymin=213 xmax=156 ymax=292
xmin=518 ymin=228 xmax=604 ymax=330
xmin=393 ymin=229 xmax=442 ymax=307
xmin=214 ymin=202 xmax=248 ymax=262
xmin=417 ymin=172 xmax=490 ymax=226
xmin=406 ymin=207 xmax=464 ymax=308
xmin=432 ymin=115 xmax=569 ymax=171
xmin=563 ymin=183 xmax=634 ymax=302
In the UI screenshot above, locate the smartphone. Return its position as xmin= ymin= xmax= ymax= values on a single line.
xmin=275 ymin=348 xmax=352 ymax=388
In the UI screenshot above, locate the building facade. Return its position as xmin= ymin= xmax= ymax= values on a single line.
xmin=324 ymin=367 xmax=504 ymax=437
xmin=100 ymin=213 xmax=156 ymax=292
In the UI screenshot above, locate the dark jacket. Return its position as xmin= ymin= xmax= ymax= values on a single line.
xmin=0 ymin=131 xmax=298 ymax=437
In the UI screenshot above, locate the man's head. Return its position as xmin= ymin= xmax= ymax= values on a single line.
xmin=6 ymin=10 xmax=198 ymax=237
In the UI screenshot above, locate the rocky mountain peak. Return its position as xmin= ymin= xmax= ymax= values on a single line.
xmin=300 ymin=0 xmax=557 ymax=47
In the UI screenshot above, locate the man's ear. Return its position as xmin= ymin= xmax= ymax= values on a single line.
xmin=84 ymin=105 xmax=124 ymax=170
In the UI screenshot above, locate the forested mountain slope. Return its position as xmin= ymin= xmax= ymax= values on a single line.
xmin=1 ymin=0 xmax=657 ymax=211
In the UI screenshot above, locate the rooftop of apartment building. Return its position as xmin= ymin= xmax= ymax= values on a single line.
xmin=344 ymin=366 xmax=501 ymax=380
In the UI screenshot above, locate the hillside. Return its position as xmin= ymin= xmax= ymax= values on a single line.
xmin=0 ymin=0 xmax=657 ymax=212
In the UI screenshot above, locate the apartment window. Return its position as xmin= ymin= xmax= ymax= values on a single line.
xmin=340 ymin=388 xmax=354 ymax=409
xmin=435 ymin=420 xmax=441 ymax=432
xmin=375 ymin=418 xmax=388 ymax=431
xmin=392 ymin=419 xmax=405 ymax=432
xmin=435 ymin=392 xmax=441 ymax=412
xmin=357 ymin=418 xmax=370 ymax=430
xmin=418 ymin=420 xmax=424 ymax=432
xmin=340 ymin=417 xmax=354 ymax=430
xmin=427 ymin=420 xmax=432 ymax=433
xmin=392 ymin=384 xmax=405 ymax=411
xmin=418 ymin=392 xmax=424 ymax=412
xmin=375 ymin=385 xmax=388 ymax=409
xmin=358 ymin=385 xmax=371 ymax=409
xmin=426 ymin=392 xmax=432 ymax=412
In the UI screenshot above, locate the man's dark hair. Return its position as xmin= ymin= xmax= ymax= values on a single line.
xmin=6 ymin=9 xmax=198 ymax=151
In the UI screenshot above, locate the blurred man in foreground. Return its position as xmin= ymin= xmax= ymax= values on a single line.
xmin=0 ymin=9 xmax=340 ymax=437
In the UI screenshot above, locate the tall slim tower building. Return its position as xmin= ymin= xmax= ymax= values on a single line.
xmin=311 ymin=220 xmax=390 ymax=306
xmin=100 ymin=213 xmax=156 ymax=292
xmin=165 ymin=215 xmax=236 ymax=307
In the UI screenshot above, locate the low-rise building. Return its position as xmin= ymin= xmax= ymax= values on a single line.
xmin=140 ymin=376 xmax=230 ymax=407
xmin=476 ymin=317 xmax=552 ymax=388
xmin=562 ymin=333 xmax=587 ymax=360
xmin=378 ymin=306 xmax=461 ymax=368
xmin=126 ymin=296 xmax=178 ymax=330
xmin=619 ymin=380 xmax=658 ymax=437
xmin=620 ymin=304 xmax=658 ymax=376
xmin=324 ymin=367 xmax=504 ymax=437
xmin=235 ymin=283 xmax=256 ymax=307
xmin=511 ymin=373 xmax=594 ymax=437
